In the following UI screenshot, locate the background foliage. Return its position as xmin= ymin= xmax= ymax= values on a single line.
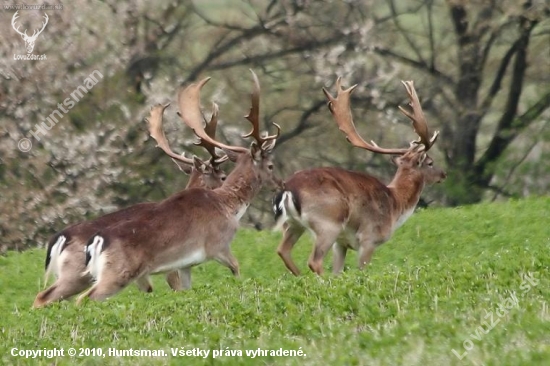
xmin=1 ymin=0 xmax=549 ymax=251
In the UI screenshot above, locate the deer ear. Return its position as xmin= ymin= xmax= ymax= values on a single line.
xmin=171 ymin=158 xmax=192 ymax=175
xmin=221 ymin=149 xmax=239 ymax=162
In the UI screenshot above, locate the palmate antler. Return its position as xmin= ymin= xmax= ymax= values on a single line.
xmin=323 ymin=78 xmax=409 ymax=155
xmin=178 ymin=101 xmax=229 ymax=167
xmin=398 ymin=81 xmax=439 ymax=152
xmin=178 ymin=71 xmax=280 ymax=155
xmin=146 ymin=104 xmax=194 ymax=167
xmin=146 ymin=103 xmax=225 ymax=171
xmin=242 ymin=70 xmax=280 ymax=148
xmin=323 ymin=78 xmax=438 ymax=155
xmin=178 ymin=78 xmax=249 ymax=154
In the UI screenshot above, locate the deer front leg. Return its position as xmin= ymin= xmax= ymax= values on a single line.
xmin=166 ymin=268 xmax=191 ymax=291
xmin=356 ymin=225 xmax=385 ymax=270
xmin=135 ymin=275 xmax=153 ymax=293
xmin=308 ymin=224 xmax=341 ymax=275
xmin=358 ymin=242 xmax=376 ymax=270
xmin=166 ymin=271 xmax=181 ymax=291
xmin=332 ymin=242 xmax=348 ymax=275
xmin=277 ymin=223 xmax=305 ymax=276
xmin=179 ymin=267 xmax=191 ymax=289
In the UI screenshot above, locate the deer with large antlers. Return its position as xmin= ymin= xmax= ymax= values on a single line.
xmin=273 ymin=78 xmax=446 ymax=276
xmin=33 ymin=103 xmax=226 ymax=308
xmin=76 ymin=71 xmax=280 ymax=303
xmin=11 ymin=11 xmax=48 ymax=54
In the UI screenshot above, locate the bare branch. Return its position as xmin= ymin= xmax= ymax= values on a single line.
xmin=492 ymin=120 xmax=549 ymax=201
xmin=373 ymin=47 xmax=455 ymax=86
xmin=386 ymin=0 xmax=427 ymax=66
xmin=276 ymin=100 xmax=326 ymax=147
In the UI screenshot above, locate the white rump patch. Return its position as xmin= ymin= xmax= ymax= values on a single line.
xmin=273 ymin=191 xmax=300 ymax=231
xmin=152 ymin=248 xmax=207 ymax=274
xmin=85 ymin=236 xmax=104 ymax=280
xmin=44 ymin=235 xmax=66 ymax=284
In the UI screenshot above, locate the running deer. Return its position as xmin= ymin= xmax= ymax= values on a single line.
xmin=273 ymin=78 xmax=446 ymax=275
xmin=33 ymin=103 xmax=226 ymax=308
xmin=76 ymin=71 xmax=280 ymax=303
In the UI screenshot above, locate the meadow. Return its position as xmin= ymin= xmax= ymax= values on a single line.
xmin=0 ymin=197 xmax=548 ymax=365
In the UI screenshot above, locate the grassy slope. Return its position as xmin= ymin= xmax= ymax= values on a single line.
xmin=0 ymin=197 xmax=549 ymax=365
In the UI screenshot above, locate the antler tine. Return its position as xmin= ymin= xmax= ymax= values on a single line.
xmin=243 ymin=70 xmax=280 ymax=146
xmin=398 ymin=81 xmax=439 ymax=152
xmin=178 ymin=77 xmax=248 ymax=154
xmin=193 ymin=102 xmax=228 ymax=166
xmin=323 ymin=77 xmax=409 ymax=155
xmin=11 ymin=11 xmax=26 ymax=36
xmin=145 ymin=103 xmax=193 ymax=166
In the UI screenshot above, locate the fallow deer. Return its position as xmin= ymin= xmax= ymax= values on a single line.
xmin=76 ymin=71 xmax=280 ymax=303
xmin=273 ymin=78 xmax=446 ymax=275
xmin=33 ymin=103 xmax=226 ymax=307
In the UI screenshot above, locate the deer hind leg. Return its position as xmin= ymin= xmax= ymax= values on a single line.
xmin=166 ymin=271 xmax=181 ymax=291
xmin=76 ymin=277 xmax=129 ymax=304
xmin=34 ymin=249 xmax=93 ymax=308
xmin=76 ymin=264 xmax=134 ymax=304
xmin=308 ymin=224 xmax=341 ymax=275
xmin=277 ymin=222 xmax=305 ymax=276
xmin=332 ymin=242 xmax=348 ymax=275
xmin=34 ymin=275 xmax=91 ymax=308
xmin=135 ymin=275 xmax=153 ymax=293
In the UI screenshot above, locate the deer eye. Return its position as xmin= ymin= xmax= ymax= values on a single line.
xmin=267 ymin=164 xmax=274 ymax=171
xmin=427 ymin=161 xmax=433 ymax=167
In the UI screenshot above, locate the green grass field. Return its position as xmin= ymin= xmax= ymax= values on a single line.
xmin=1 ymin=197 xmax=549 ymax=365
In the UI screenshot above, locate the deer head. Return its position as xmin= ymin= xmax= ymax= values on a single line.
xmin=177 ymin=71 xmax=281 ymax=190
xmin=12 ymin=11 xmax=49 ymax=54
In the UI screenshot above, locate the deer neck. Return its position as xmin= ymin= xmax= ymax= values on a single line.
xmin=387 ymin=167 xmax=425 ymax=213
xmin=216 ymin=157 xmax=261 ymax=217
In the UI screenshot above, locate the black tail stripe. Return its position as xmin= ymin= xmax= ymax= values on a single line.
xmin=272 ymin=191 xmax=285 ymax=221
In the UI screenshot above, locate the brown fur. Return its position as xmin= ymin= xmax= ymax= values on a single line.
xmin=33 ymin=166 xmax=224 ymax=308
xmin=76 ymin=145 xmax=278 ymax=304
xmin=274 ymin=150 xmax=446 ymax=275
